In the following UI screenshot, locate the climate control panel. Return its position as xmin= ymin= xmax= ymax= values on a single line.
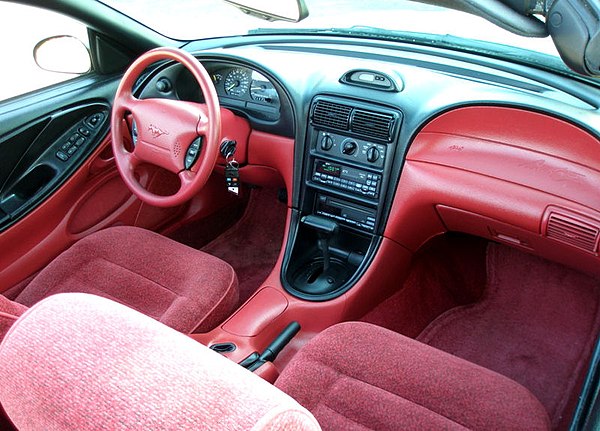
xmin=314 ymin=131 xmax=387 ymax=168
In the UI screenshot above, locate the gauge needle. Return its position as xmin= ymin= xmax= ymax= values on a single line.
xmin=227 ymin=81 xmax=239 ymax=91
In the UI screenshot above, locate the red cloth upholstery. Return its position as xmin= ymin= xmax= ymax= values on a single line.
xmin=276 ymin=322 xmax=550 ymax=431
xmin=0 ymin=293 xmax=321 ymax=431
xmin=15 ymin=226 xmax=238 ymax=333
xmin=0 ymin=296 xmax=27 ymax=342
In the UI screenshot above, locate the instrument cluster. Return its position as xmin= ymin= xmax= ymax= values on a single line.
xmin=209 ymin=66 xmax=280 ymax=117
xmin=170 ymin=63 xmax=281 ymax=122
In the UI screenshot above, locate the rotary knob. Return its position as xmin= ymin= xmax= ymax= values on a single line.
xmin=367 ymin=146 xmax=380 ymax=163
xmin=321 ymin=135 xmax=333 ymax=151
xmin=342 ymin=140 xmax=358 ymax=155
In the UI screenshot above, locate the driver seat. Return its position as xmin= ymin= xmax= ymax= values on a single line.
xmin=11 ymin=226 xmax=238 ymax=333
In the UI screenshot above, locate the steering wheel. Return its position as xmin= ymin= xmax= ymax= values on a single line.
xmin=111 ymin=47 xmax=221 ymax=207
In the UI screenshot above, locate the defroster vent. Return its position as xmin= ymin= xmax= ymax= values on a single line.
xmin=545 ymin=210 xmax=600 ymax=254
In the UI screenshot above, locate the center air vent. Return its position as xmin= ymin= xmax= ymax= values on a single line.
xmin=311 ymin=98 xmax=399 ymax=142
xmin=312 ymin=100 xmax=352 ymax=130
xmin=351 ymin=110 xmax=395 ymax=141
xmin=544 ymin=209 xmax=600 ymax=254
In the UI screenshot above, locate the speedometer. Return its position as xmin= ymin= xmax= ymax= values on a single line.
xmin=224 ymin=69 xmax=250 ymax=97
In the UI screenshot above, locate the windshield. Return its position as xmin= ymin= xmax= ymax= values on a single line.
xmin=100 ymin=0 xmax=559 ymax=57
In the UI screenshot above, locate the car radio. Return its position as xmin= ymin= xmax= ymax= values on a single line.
xmin=311 ymin=160 xmax=381 ymax=199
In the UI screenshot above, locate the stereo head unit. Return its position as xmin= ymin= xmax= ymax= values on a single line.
xmin=312 ymin=160 xmax=381 ymax=200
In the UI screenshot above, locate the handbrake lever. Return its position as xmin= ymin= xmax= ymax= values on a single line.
xmin=244 ymin=321 xmax=301 ymax=372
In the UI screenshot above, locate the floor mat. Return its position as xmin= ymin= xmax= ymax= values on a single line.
xmin=417 ymin=243 xmax=600 ymax=429
xmin=360 ymin=234 xmax=487 ymax=338
xmin=167 ymin=192 xmax=249 ymax=250
xmin=201 ymin=187 xmax=287 ymax=305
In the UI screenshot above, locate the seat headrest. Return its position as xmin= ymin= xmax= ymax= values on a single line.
xmin=0 ymin=293 xmax=320 ymax=431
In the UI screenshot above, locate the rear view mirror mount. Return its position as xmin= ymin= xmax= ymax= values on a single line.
xmin=223 ymin=0 xmax=309 ymax=23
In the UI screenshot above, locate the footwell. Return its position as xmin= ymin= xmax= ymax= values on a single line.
xmin=417 ymin=243 xmax=600 ymax=429
xmin=201 ymin=187 xmax=287 ymax=305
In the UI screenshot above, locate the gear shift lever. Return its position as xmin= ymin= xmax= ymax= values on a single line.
xmin=301 ymin=215 xmax=339 ymax=271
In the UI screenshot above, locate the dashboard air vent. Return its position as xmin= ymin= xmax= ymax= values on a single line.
xmin=351 ymin=109 xmax=395 ymax=141
xmin=312 ymin=100 xmax=352 ymax=130
xmin=545 ymin=212 xmax=599 ymax=253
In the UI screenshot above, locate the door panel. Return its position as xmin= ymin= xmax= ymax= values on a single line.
xmin=0 ymin=132 xmax=189 ymax=292
xmin=0 ymin=102 xmax=111 ymax=230
xmin=0 ymin=71 xmax=188 ymax=292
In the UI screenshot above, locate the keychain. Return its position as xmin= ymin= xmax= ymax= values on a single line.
xmin=225 ymin=159 xmax=240 ymax=195
xmin=221 ymin=140 xmax=240 ymax=195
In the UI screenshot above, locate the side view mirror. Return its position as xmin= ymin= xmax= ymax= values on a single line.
xmin=33 ymin=35 xmax=91 ymax=75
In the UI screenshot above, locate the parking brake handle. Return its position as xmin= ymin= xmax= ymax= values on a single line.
xmin=246 ymin=321 xmax=301 ymax=372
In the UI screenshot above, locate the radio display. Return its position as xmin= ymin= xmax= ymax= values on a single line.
xmin=316 ymin=161 xmax=341 ymax=177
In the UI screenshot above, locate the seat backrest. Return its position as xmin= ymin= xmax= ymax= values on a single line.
xmin=0 ymin=293 xmax=321 ymax=431
xmin=0 ymin=295 xmax=27 ymax=342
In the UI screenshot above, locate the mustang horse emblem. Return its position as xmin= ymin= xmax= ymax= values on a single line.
xmin=148 ymin=124 xmax=169 ymax=138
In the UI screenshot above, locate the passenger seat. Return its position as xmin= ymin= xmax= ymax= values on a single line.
xmin=275 ymin=322 xmax=550 ymax=430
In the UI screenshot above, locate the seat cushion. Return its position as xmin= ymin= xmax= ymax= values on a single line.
xmin=276 ymin=322 xmax=550 ymax=431
xmin=0 ymin=293 xmax=321 ymax=431
xmin=15 ymin=226 xmax=238 ymax=333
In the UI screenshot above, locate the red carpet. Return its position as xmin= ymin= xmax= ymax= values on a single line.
xmin=417 ymin=243 xmax=600 ymax=429
xmin=201 ymin=187 xmax=287 ymax=305
xmin=167 ymin=192 xmax=249 ymax=250
xmin=360 ymin=234 xmax=487 ymax=337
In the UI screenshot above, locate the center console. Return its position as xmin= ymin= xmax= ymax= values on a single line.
xmin=282 ymin=96 xmax=403 ymax=300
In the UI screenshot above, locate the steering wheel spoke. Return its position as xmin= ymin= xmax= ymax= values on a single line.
xmin=111 ymin=47 xmax=221 ymax=207
xmin=121 ymin=149 xmax=140 ymax=169
xmin=178 ymin=170 xmax=195 ymax=187
xmin=195 ymin=103 xmax=211 ymax=136
xmin=113 ymin=92 xmax=140 ymax=118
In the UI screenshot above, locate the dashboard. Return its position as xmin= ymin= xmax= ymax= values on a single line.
xmin=136 ymin=36 xmax=600 ymax=289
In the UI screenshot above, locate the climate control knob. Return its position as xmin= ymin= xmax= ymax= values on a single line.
xmin=367 ymin=146 xmax=380 ymax=163
xmin=321 ymin=135 xmax=333 ymax=151
xmin=342 ymin=140 xmax=358 ymax=155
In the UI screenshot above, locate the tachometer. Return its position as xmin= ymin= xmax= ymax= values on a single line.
xmin=224 ymin=69 xmax=250 ymax=97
